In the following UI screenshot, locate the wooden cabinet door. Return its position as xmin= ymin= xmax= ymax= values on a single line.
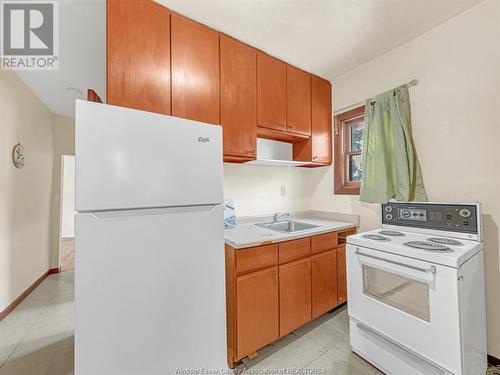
xmin=337 ymin=245 xmax=347 ymax=304
xmin=279 ymin=258 xmax=312 ymax=336
xmin=287 ymin=65 xmax=311 ymax=136
xmin=107 ymin=0 xmax=170 ymax=115
xmin=236 ymin=267 xmax=279 ymax=359
xmin=311 ymin=76 xmax=332 ymax=164
xmin=171 ymin=13 xmax=219 ymax=124
xmin=312 ymin=250 xmax=338 ymax=318
xmin=220 ymin=35 xmax=257 ymax=161
xmin=257 ymin=52 xmax=286 ymax=131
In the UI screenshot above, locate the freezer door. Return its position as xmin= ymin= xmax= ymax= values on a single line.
xmin=75 ymin=100 xmax=223 ymax=211
xmin=75 ymin=205 xmax=227 ymax=374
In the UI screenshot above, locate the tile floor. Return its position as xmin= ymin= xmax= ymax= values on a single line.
xmin=0 ymin=271 xmax=381 ymax=375
xmin=0 ymin=272 xmax=74 ymax=375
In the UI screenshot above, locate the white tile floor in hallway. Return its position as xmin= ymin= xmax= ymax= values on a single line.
xmin=0 ymin=271 xmax=381 ymax=375
xmin=0 ymin=272 xmax=74 ymax=375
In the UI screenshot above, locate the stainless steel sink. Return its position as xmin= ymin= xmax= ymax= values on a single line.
xmin=255 ymin=220 xmax=321 ymax=233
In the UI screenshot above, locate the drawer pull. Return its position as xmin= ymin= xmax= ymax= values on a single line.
xmin=355 ymin=249 xmax=436 ymax=274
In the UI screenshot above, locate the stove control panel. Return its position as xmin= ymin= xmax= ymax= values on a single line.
xmin=382 ymin=202 xmax=479 ymax=234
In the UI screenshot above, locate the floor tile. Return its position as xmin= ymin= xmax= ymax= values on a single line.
xmin=0 ymin=273 xmax=380 ymax=375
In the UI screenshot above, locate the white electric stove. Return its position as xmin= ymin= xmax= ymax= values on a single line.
xmin=346 ymin=202 xmax=487 ymax=375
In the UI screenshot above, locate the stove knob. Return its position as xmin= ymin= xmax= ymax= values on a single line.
xmin=384 ymin=206 xmax=393 ymax=213
xmin=459 ymin=209 xmax=471 ymax=218
xmin=385 ymin=213 xmax=393 ymax=221
xmin=401 ymin=209 xmax=411 ymax=218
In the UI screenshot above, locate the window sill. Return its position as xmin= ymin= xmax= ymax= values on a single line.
xmin=334 ymin=185 xmax=360 ymax=195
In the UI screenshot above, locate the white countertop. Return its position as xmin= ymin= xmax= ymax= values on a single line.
xmin=224 ymin=211 xmax=358 ymax=249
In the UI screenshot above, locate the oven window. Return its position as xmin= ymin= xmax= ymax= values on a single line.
xmin=362 ymin=265 xmax=430 ymax=322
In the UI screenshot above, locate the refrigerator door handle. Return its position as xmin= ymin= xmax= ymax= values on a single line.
xmin=86 ymin=204 xmax=221 ymax=220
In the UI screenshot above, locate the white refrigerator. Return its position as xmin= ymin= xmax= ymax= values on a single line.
xmin=74 ymin=100 xmax=227 ymax=374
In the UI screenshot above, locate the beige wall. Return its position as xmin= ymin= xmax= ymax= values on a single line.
xmin=223 ymin=163 xmax=313 ymax=217
xmin=49 ymin=115 xmax=75 ymax=268
xmin=0 ymin=71 xmax=55 ymax=312
xmin=310 ymin=0 xmax=500 ymax=356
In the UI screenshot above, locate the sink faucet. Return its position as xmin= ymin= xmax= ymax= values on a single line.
xmin=272 ymin=212 xmax=289 ymax=222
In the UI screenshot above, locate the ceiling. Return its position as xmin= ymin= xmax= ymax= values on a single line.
xmin=15 ymin=0 xmax=105 ymax=118
xmin=16 ymin=0 xmax=482 ymax=118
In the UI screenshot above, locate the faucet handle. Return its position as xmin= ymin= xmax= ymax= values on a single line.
xmin=273 ymin=212 xmax=290 ymax=222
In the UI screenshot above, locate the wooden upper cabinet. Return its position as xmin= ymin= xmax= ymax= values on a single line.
xmin=107 ymin=0 xmax=171 ymax=115
xmin=257 ymin=52 xmax=286 ymax=131
xmin=279 ymin=258 xmax=312 ymax=336
xmin=311 ymin=76 xmax=332 ymax=164
xmin=220 ymin=35 xmax=257 ymax=161
xmin=171 ymin=13 xmax=219 ymax=124
xmin=286 ymin=66 xmax=311 ymax=136
xmin=236 ymin=267 xmax=279 ymax=359
xmin=312 ymin=250 xmax=338 ymax=318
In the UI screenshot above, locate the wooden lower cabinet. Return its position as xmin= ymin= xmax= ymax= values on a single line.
xmin=236 ymin=267 xmax=279 ymax=360
xmin=225 ymin=228 xmax=355 ymax=367
xmin=279 ymin=258 xmax=312 ymax=336
xmin=311 ymin=249 xmax=338 ymax=318
xmin=337 ymin=245 xmax=347 ymax=304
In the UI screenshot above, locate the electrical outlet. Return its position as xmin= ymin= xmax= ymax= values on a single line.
xmin=280 ymin=186 xmax=287 ymax=197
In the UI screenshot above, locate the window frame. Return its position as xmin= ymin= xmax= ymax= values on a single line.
xmin=333 ymin=105 xmax=365 ymax=195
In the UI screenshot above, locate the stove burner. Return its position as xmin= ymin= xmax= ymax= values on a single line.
xmin=403 ymin=241 xmax=452 ymax=252
xmin=378 ymin=230 xmax=405 ymax=237
xmin=427 ymin=237 xmax=463 ymax=246
xmin=362 ymin=234 xmax=390 ymax=242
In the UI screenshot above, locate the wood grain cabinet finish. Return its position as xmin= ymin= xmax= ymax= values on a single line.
xmin=220 ymin=35 xmax=257 ymax=162
xmin=279 ymin=258 xmax=312 ymax=337
xmin=236 ymin=267 xmax=279 ymax=359
xmin=224 ymin=230 xmax=354 ymax=367
xmin=257 ymin=52 xmax=287 ymax=131
xmin=235 ymin=244 xmax=278 ymax=276
xmin=312 ymin=250 xmax=338 ymax=318
xmin=286 ymin=66 xmax=311 ymax=136
xmin=311 ymin=231 xmax=338 ymax=255
xmin=311 ymin=75 xmax=332 ymax=164
xmin=337 ymin=245 xmax=347 ymax=304
xmin=171 ymin=13 xmax=219 ymax=124
xmin=107 ymin=0 xmax=171 ymax=115
xmin=278 ymin=237 xmax=310 ymax=264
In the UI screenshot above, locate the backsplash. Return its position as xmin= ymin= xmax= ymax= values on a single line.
xmin=223 ymin=163 xmax=314 ymax=216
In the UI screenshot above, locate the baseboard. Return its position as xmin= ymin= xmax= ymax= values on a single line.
xmin=0 ymin=267 xmax=60 ymax=321
xmin=48 ymin=267 xmax=60 ymax=275
xmin=489 ymin=354 xmax=500 ymax=366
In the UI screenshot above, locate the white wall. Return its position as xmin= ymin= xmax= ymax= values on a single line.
xmin=50 ymin=115 xmax=75 ymax=267
xmin=61 ymin=155 xmax=75 ymax=238
xmin=310 ymin=0 xmax=500 ymax=356
xmin=0 ymin=71 xmax=55 ymax=312
xmin=223 ymin=163 xmax=313 ymax=217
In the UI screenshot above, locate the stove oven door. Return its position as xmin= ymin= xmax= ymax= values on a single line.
xmin=347 ymin=244 xmax=462 ymax=374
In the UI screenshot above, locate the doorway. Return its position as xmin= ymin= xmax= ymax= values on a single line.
xmin=59 ymin=154 xmax=75 ymax=271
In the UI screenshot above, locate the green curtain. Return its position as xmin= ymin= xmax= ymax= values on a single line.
xmin=359 ymin=85 xmax=427 ymax=203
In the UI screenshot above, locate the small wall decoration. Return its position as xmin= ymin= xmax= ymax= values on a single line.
xmin=12 ymin=143 xmax=25 ymax=169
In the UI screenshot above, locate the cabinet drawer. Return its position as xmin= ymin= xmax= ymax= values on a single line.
xmin=279 ymin=238 xmax=310 ymax=264
xmin=236 ymin=244 xmax=278 ymax=275
xmin=311 ymin=232 xmax=338 ymax=255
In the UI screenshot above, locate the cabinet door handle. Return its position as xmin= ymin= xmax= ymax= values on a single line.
xmin=272 ymin=271 xmax=278 ymax=283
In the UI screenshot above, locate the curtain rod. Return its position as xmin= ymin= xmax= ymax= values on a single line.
xmin=333 ymin=79 xmax=418 ymax=116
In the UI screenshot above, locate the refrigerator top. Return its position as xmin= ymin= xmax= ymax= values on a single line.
xmin=75 ymin=101 xmax=223 ymax=212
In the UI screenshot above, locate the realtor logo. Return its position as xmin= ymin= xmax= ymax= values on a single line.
xmin=1 ymin=1 xmax=59 ymax=70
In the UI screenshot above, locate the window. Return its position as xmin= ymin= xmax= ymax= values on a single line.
xmin=334 ymin=105 xmax=365 ymax=195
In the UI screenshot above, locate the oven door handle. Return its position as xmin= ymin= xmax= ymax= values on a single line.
xmin=354 ymin=249 xmax=436 ymax=274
